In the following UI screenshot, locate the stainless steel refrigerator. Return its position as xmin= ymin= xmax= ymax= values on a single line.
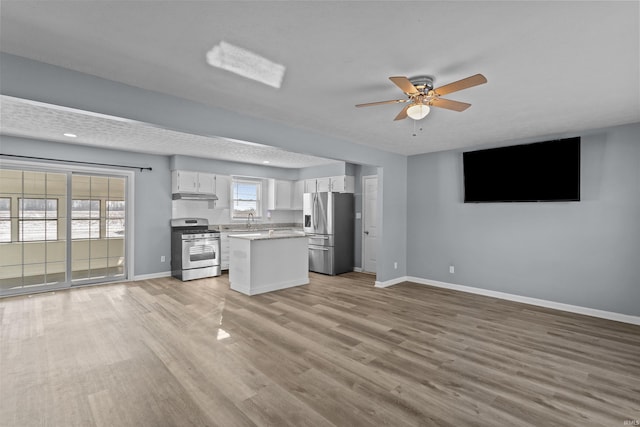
xmin=303 ymin=192 xmax=354 ymax=275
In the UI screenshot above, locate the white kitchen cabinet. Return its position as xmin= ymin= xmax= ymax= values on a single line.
xmin=304 ymin=179 xmax=316 ymax=193
xmin=214 ymin=174 xmax=231 ymax=209
xmin=329 ymin=175 xmax=355 ymax=193
xmin=292 ymin=180 xmax=304 ymax=210
xmin=316 ymin=177 xmax=331 ymax=192
xmin=172 ymin=170 xmax=230 ymax=208
xmin=172 ymin=170 xmax=197 ymax=193
xmin=197 ymin=173 xmax=216 ymax=194
xmin=221 ymin=229 xmax=260 ymax=269
xmin=267 ymin=179 xmax=293 ymax=210
xmin=220 ymin=232 xmax=231 ymax=270
xmin=172 ymin=170 xmax=216 ymax=194
xmin=304 ymin=177 xmax=331 ymax=193
xmin=302 ymin=176 xmax=355 ymax=194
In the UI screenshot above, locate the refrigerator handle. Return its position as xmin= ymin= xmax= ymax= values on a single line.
xmin=313 ymin=193 xmax=318 ymax=229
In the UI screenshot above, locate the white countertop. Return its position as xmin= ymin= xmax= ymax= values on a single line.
xmin=228 ymin=231 xmax=307 ymax=241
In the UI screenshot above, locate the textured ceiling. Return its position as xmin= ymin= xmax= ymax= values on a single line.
xmin=0 ymin=96 xmax=340 ymax=169
xmin=0 ymin=1 xmax=638 ymax=159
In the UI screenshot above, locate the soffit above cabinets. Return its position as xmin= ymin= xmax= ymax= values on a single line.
xmin=0 ymin=96 xmax=341 ymax=169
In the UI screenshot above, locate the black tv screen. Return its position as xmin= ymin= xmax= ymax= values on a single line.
xmin=463 ymin=137 xmax=580 ymax=203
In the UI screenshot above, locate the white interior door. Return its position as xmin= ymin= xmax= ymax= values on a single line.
xmin=362 ymin=175 xmax=378 ymax=274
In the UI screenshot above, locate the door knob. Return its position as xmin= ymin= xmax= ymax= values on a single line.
xmin=364 ymin=231 xmax=369 ymax=235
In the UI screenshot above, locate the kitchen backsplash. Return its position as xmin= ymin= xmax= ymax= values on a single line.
xmin=171 ymin=200 xmax=301 ymax=225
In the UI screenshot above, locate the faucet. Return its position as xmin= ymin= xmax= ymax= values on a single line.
xmin=247 ymin=212 xmax=254 ymax=229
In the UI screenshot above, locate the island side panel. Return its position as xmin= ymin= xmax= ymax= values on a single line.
xmin=229 ymin=235 xmax=309 ymax=296
xmin=250 ymin=236 xmax=309 ymax=295
xmin=229 ymin=237 xmax=252 ymax=295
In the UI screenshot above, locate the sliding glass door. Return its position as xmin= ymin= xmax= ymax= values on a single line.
xmin=0 ymin=165 xmax=129 ymax=296
xmin=71 ymin=174 xmax=126 ymax=284
xmin=0 ymin=169 xmax=67 ymax=293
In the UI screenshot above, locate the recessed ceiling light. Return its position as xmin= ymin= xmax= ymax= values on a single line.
xmin=263 ymin=161 xmax=270 ymax=164
xmin=63 ymin=133 xmax=77 ymax=138
xmin=206 ymin=41 xmax=286 ymax=89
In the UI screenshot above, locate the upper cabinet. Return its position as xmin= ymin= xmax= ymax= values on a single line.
xmin=197 ymin=173 xmax=216 ymax=194
xmin=304 ymin=176 xmax=354 ymax=194
xmin=292 ymin=180 xmax=304 ymax=210
xmin=267 ymin=179 xmax=305 ymax=210
xmin=316 ymin=177 xmax=331 ymax=192
xmin=172 ymin=170 xmax=215 ymax=194
xmin=214 ymin=175 xmax=231 ymax=209
xmin=304 ymin=178 xmax=316 ymax=194
xmin=268 ymin=179 xmax=293 ymax=210
xmin=172 ymin=170 xmax=231 ymax=208
xmin=329 ymin=175 xmax=355 ymax=193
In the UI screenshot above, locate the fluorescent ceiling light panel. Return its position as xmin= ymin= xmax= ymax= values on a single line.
xmin=206 ymin=41 xmax=285 ymax=89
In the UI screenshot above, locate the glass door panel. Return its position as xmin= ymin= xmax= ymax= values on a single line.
xmin=107 ymin=257 xmax=125 ymax=278
xmin=71 ymin=174 xmax=127 ymax=284
xmin=0 ymin=170 xmax=68 ymax=294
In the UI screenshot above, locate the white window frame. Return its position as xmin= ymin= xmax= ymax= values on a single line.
xmin=231 ymin=177 xmax=263 ymax=219
xmin=0 ymin=197 xmax=11 ymax=243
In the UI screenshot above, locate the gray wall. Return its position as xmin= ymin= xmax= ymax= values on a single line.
xmin=171 ymin=155 xmax=299 ymax=180
xmin=1 ymin=53 xmax=407 ymax=282
xmin=407 ymin=123 xmax=640 ymax=316
xmin=297 ymin=163 xmax=346 ymax=180
xmin=0 ymin=135 xmax=172 ymax=277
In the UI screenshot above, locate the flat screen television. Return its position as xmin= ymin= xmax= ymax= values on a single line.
xmin=463 ymin=137 xmax=580 ymax=203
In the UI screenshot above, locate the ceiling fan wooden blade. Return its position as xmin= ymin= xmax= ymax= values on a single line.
xmin=393 ymin=104 xmax=410 ymax=121
xmin=433 ymin=74 xmax=487 ymax=96
xmin=355 ymin=99 xmax=407 ymax=108
xmin=389 ymin=76 xmax=419 ymax=95
xmin=431 ymin=98 xmax=471 ymax=112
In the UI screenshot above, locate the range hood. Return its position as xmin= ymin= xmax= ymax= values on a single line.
xmin=172 ymin=193 xmax=219 ymax=201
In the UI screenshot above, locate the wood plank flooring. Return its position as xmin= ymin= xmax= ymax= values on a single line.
xmin=1 ymin=272 xmax=639 ymax=426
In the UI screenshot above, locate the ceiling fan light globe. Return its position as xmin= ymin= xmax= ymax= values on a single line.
xmin=406 ymin=104 xmax=430 ymax=120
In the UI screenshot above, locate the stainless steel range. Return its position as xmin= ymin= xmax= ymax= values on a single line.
xmin=171 ymin=218 xmax=221 ymax=281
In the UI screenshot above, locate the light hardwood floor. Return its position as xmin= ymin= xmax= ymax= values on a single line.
xmin=1 ymin=272 xmax=639 ymax=426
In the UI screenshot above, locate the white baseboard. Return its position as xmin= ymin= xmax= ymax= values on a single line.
xmin=230 ymin=278 xmax=309 ymax=296
xmin=133 ymin=271 xmax=172 ymax=281
xmin=375 ymin=276 xmax=409 ymax=288
xmin=376 ymin=275 xmax=640 ymax=325
xmin=353 ymin=267 xmax=363 ymax=273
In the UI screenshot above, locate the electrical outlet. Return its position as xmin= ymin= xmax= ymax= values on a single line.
xmin=449 ymin=265 xmax=455 ymax=274
xmin=394 ymin=262 xmax=398 ymax=269
xmin=161 ymin=256 xmax=166 ymax=263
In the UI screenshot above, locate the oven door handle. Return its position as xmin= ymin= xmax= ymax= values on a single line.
xmin=183 ymin=238 xmax=219 ymax=244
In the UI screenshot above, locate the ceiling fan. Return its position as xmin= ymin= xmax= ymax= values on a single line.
xmin=356 ymin=74 xmax=487 ymax=121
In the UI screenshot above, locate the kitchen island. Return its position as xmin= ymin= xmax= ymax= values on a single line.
xmin=228 ymin=231 xmax=309 ymax=295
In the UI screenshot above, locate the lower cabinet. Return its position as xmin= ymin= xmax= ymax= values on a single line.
xmin=220 ymin=232 xmax=231 ymax=270
xmin=221 ymin=230 xmax=262 ymax=270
